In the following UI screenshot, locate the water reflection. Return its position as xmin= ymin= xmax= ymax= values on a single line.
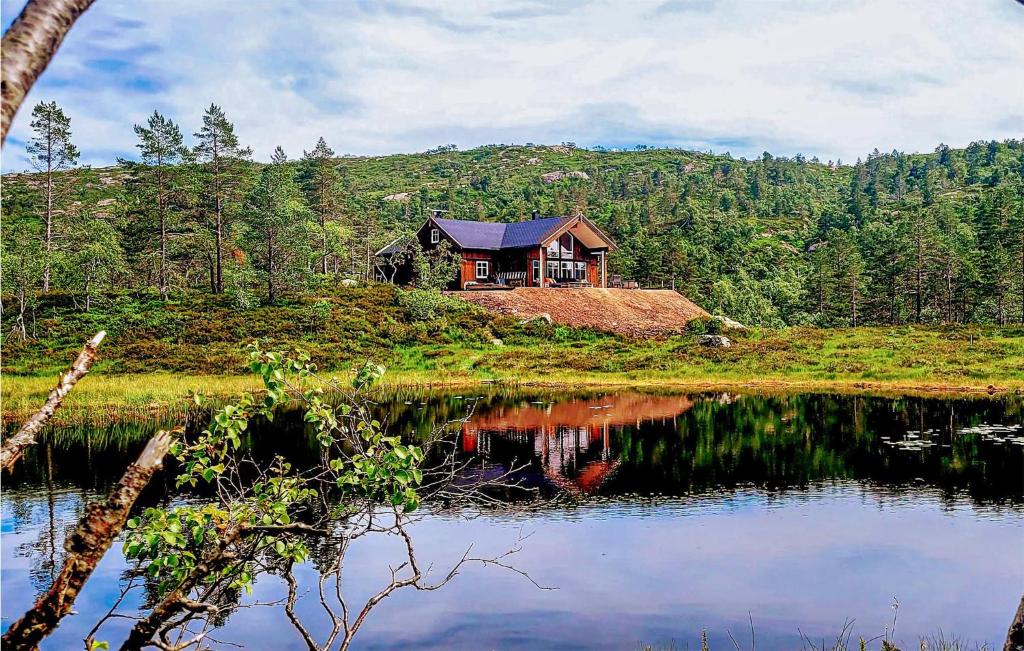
xmin=3 ymin=390 xmax=1023 ymax=649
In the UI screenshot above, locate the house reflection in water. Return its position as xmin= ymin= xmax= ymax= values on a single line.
xmin=461 ymin=394 xmax=695 ymax=496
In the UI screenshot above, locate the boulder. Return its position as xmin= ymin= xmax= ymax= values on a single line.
xmin=490 ymin=338 xmax=504 ymax=346
xmin=520 ymin=312 xmax=553 ymax=325
xmin=340 ymin=278 xmax=358 ymax=287
xmin=698 ymin=335 xmax=731 ymax=348
xmin=540 ymin=170 xmax=590 ymax=184
xmin=715 ymin=316 xmax=746 ymax=330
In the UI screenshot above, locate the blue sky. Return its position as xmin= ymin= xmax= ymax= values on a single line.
xmin=2 ymin=0 xmax=1023 ymax=171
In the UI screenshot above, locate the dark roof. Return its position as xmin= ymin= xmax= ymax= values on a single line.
xmin=433 ymin=216 xmax=574 ymax=250
xmin=375 ymin=238 xmax=405 ymax=256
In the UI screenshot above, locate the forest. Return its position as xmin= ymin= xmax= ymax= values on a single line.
xmin=2 ymin=100 xmax=1023 ymax=330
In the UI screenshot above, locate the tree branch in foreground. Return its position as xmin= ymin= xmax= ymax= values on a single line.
xmin=1 ymin=330 xmax=105 ymax=472
xmin=2 ymin=428 xmax=177 ymax=650
xmin=1007 ymin=594 xmax=1024 ymax=651
xmin=1 ymin=0 xmax=96 ymax=143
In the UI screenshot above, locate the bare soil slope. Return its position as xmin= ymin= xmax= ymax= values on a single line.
xmin=453 ymin=288 xmax=709 ymax=337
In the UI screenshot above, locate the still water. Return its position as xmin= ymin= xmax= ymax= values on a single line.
xmin=3 ymin=389 xmax=1023 ymax=649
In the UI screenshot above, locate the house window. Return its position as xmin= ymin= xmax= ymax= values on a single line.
xmin=560 ymin=233 xmax=573 ymax=256
xmin=475 ymin=260 xmax=489 ymax=279
xmin=430 ymin=228 xmax=440 ymax=244
xmin=561 ymin=261 xmax=573 ymax=278
xmin=575 ymin=262 xmax=586 ymax=280
xmin=532 ymin=259 xmax=541 ymax=285
xmin=546 ymin=234 xmax=574 ymax=259
xmin=547 ymin=261 xmax=559 ymax=279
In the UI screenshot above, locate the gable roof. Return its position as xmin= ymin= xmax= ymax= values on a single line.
xmin=430 ymin=215 xmax=615 ymax=251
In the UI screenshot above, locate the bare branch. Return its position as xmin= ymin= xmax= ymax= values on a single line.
xmin=2 ymin=330 xmax=105 ymax=472
xmin=2 ymin=428 xmax=176 ymax=649
xmin=1 ymin=0 xmax=96 ymax=143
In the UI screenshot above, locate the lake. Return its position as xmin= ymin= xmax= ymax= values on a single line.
xmin=3 ymin=389 xmax=1023 ymax=649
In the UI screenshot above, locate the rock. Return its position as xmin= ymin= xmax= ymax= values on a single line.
xmin=540 ymin=170 xmax=590 ymax=184
xmin=382 ymin=192 xmax=410 ymax=202
xmin=490 ymin=338 xmax=503 ymax=346
xmin=715 ymin=316 xmax=746 ymax=330
xmin=698 ymin=334 xmax=731 ymax=348
xmin=520 ymin=312 xmax=552 ymax=325
xmin=526 ymin=157 xmax=541 ymax=165
xmin=340 ymin=278 xmax=358 ymax=287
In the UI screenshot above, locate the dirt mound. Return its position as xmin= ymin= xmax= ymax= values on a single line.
xmin=453 ymin=288 xmax=709 ymax=337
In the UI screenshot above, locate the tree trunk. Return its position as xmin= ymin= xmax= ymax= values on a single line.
xmin=267 ymin=230 xmax=275 ymax=304
xmin=212 ymin=141 xmax=224 ymax=294
xmin=0 ymin=0 xmax=95 ymax=143
xmin=2 ymin=430 xmax=175 ymax=650
xmin=158 ymin=158 xmax=168 ymax=300
xmin=43 ymin=148 xmax=53 ymax=291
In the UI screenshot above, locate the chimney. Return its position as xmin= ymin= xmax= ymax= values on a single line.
xmin=531 ymin=209 xmax=540 ymax=221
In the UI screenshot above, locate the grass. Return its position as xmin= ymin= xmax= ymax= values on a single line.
xmin=3 ymin=287 xmax=1024 ymax=423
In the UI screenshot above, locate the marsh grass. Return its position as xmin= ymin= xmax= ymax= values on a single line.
xmin=3 ymin=287 xmax=1024 ymax=423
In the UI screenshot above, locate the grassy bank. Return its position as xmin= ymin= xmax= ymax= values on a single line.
xmin=3 ymin=285 xmax=1024 ymax=422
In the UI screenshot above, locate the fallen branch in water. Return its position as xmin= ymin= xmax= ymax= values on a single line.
xmin=1 ymin=330 xmax=105 ymax=472
xmin=2 ymin=428 xmax=177 ymax=650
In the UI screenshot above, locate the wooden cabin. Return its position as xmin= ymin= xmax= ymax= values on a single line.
xmin=376 ymin=210 xmax=618 ymax=290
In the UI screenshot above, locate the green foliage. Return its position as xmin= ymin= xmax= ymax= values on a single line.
xmin=398 ymin=288 xmax=453 ymax=321
xmin=3 ymin=133 xmax=1024 ymax=326
xmin=240 ymin=146 xmax=311 ymax=303
xmin=412 ymin=239 xmax=461 ymax=291
xmin=686 ymin=317 xmax=722 ymax=336
xmin=123 ymin=344 xmax=425 ymax=599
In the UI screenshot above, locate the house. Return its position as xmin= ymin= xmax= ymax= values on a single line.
xmin=376 ymin=210 xmax=618 ymax=290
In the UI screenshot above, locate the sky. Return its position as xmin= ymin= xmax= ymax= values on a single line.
xmin=2 ymin=0 xmax=1023 ymax=171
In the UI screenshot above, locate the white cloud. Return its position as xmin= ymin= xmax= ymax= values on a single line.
xmin=2 ymin=0 xmax=1022 ymax=171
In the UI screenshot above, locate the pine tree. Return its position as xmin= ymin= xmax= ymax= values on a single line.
xmin=193 ymin=104 xmax=252 ymax=293
xmin=242 ymin=146 xmax=309 ymax=304
xmin=26 ymin=101 xmax=79 ymax=292
xmin=132 ymin=111 xmax=188 ymax=299
xmin=298 ymin=137 xmax=343 ymax=275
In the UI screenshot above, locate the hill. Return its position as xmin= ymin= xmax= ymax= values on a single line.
xmin=2 ymin=139 xmax=1023 ymax=329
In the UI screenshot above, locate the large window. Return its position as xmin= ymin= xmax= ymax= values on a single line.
xmin=547 ymin=233 xmax=574 ymax=259
xmin=532 ymin=259 xmax=541 ymax=286
xmin=475 ymin=260 xmax=489 ymax=279
xmin=561 ymin=261 xmax=573 ymax=278
xmin=430 ymin=228 xmax=440 ymax=244
xmin=575 ymin=262 xmax=586 ymax=280
xmin=546 ymin=261 xmax=559 ymax=280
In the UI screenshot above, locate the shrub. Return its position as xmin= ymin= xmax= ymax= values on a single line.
xmin=686 ymin=316 xmax=722 ymax=335
xmin=397 ymin=289 xmax=449 ymax=322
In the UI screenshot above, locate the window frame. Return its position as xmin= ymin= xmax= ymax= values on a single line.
xmin=532 ymin=259 xmax=541 ymax=286
xmin=430 ymin=228 xmax=440 ymax=244
xmin=475 ymin=260 xmax=490 ymax=280
xmin=575 ymin=261 xmax=586 ymax=280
